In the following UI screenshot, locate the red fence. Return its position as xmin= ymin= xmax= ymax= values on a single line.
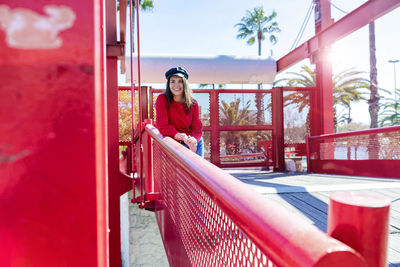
xmin=144 ymin=124 xmax=364 ymax=267
xmin=121 ymin=86 xmax=318 ymax=171
xmin=149 ymin=88 xmax=277 ymax=169
xmin=307 ymin=126 xmax=400 ymax=177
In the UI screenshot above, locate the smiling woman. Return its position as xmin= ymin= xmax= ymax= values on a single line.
xmin=155 ymin=67 xmax=204 ymax=157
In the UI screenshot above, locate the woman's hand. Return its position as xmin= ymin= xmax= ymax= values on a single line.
xmin=174 ymin=133 xmax=188 ymax=142
xmin=174 ymin=133 xmax=197 ymax=153
xmin=186 ymin=136 xmax=198 ymax=152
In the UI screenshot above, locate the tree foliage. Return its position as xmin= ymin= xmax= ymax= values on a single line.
xmin=119 ymin=91 xmax=138 ymax=141
xmin=379 ymin=90 xmax=400 ymax=126
xmin=235 ymin=7 xmax=280 ymax=126
xmin=117 ymin=0 xmax=154 ymax=11
xmin=235 ymin=7 xmax=280 ymax=56
xmin=219 ymin=99 xmax=255 ymax=126
xmin=274 ymin=65 xmax=369 ymax=128
xmin=219 ymin=98 xmax=270 ymax=156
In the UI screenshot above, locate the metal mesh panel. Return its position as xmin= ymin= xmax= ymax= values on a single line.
xmin=153 ymin=143 xmax=275 ymax=267
xmin=219 ymin=130 xmax=272 ymax=164
xmin=193 ymin=92 xmax=210 ymax=126
xmin=150 ymin=89 xmax=275 ymax=168
xmin=118 ymin=90 xmax=134 ymax=142
xmin=283 ymin=90 xmax=310 ymax=145
xmin=219 ymin=93 xmax=272 ymax=126
xmin=202 ymin=131 xmax=211 ymax=159
xmin=313 ymin=131 xmax=400 ymax=160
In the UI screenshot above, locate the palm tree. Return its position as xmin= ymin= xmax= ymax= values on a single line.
xmin=219 ymin=99 xmax=255 ymax=126
xmin=219 ymin=99 xmax=271 ymax=156
xmin=235 ymin=7 xmax=280 ymax=125
xmin=368 ymin=20 xmax=379 ymax=128
xmin=379 ymin=90 xmax=400 ymax=126
xmin=333 ymin=69 xmax=369 ymax=121
xmin=274 ymin=65 xmax=369 ymax=130
xmin=235 ymin=7 xmax=280 ymax=56
xmin=219 ymin=99 xmax=255 ymax=155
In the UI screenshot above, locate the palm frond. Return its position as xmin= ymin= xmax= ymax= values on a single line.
xmin=247 ymin=37 xmax=256 ymax=45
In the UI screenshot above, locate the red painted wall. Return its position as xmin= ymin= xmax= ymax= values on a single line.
xmin=0 ymin=1 xmax=107 ymax=266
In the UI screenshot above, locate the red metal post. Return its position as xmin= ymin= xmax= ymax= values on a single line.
xmin=129 ymin=1 xmax=136 ymax=177
xmin=313 ymin=0 xmax=334 ymax=136
xmin=149 ymin=87 xmax=155 ymax=119
xmin=143 ymin=119 xmax=154 ymax=198
xmin=313 ymin=48 xmax=334 ymax=135
xmin=273 ymin=87 xmax=285 ymax=171
xmin=0 ymin=1 xmax=108 ymax=266
xmin=105 ymin=0 xmax=132 ymax=265
xmin=305 ymin=135 xmax=311 ymax=173
xmin=141 ymin=86 xmax=149 ymax=121
xmin=209 ymin=90 xmax=220 ymax=165
xmin=328 ymin=192 xmax=390 ymax=267
xmin=134 ymin=0 xmax=146 ymax=207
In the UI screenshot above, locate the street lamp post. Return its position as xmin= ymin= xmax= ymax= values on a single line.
xmin=389 ymin=59 xmax=399 ymax=103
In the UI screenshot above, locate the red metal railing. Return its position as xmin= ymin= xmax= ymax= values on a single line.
xmin=145 ymin=124 xmax=364 ymax=267
xmin=149 ymin=88 xmax=276 ymax=169
xmin=307 ymin=126 xmax=400 ymax=177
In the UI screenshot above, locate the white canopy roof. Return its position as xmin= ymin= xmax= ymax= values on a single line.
xmin=125 ymin=54 xmax=276 ymax=84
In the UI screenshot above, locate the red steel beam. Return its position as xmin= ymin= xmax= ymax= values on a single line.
xmin=219 ymin=125 xmax=273 ymax=131
xmin=277 ymin=0 xmax=400 ymax=72
xmin=217 ymin=162 xmax=273 ymax=168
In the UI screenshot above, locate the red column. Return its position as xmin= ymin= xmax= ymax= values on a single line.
xmin=314 ymin=49 xmax=334 ymax=135
xmin=105 ymin=0 xmax=132 ymax=265
xmin=143 ymin=120 xmax=154 ymax=198
xmin=273 ymin=87 xmax=285 ymax=171
xmin=209 ymin=90 xmax=220 ymax=165
xmin=312 ymin=0 xmax=334 ymax=135
xmin=328 ymin=192 xmax=390 ymax=267
xmin=0 ymin=1 xmax=108 ymax=266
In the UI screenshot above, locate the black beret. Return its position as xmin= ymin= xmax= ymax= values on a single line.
xmin=165 ymin=67 xmax=189 ymax=80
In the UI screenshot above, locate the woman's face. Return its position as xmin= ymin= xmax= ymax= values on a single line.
xmin=169 ymin=75 xmax=184 ymax=97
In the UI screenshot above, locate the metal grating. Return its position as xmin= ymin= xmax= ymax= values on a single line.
xmin=150 ymin=89 xmax=275 ymax=168
xmin=307 ymin=126 xmax=400 ymax=177
xmin=312 ymin=131 xmax=400 ymax=160
xmin=219 ymin=93 xmax=273 ymax=126
xmin=283 ymin=90 xmax=310 ymax=145
xmin=219 ymin=130 xmax=273 ymax=164
xmin=153 ymin=143 xmax=275 ymax=267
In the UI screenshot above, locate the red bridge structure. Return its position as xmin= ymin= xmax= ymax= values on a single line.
xmin=1 ymin=0 xmax=400 ymax=266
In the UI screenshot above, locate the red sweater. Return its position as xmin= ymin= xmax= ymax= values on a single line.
xmin=155 ymin=94 xmax=203 ymax=141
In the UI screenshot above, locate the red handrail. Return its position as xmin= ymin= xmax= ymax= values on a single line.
xmin=145 ymin=124 xmax=364 ymax=267
xmin=309 ymin=125 xmax=400 ymax=140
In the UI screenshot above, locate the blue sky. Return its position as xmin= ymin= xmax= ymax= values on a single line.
xmin=122 ymin=0 xmax=400 ymax=125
